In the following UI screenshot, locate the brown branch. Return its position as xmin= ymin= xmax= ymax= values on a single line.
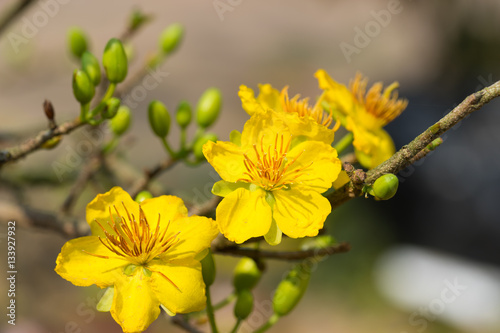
xmin=213 ymin=242 xmax=351 ymax=261
xmin=188 ymin=195 xmax=221 ymax=217
xmin=129 ymin=158 xmax=177 ymax=198
xmin=170 ymin=314 xmax=203 ymax=333
xmin=0 ymin=118 xmax=83 ymax=167
xmin=0 ymin=0 xmax=36 ymax=36
xmin=328 ymin=80 xmax=500 ymax=208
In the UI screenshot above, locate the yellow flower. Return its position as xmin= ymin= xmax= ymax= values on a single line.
xmin=55 ymin=187 xmax=219 ymax=333
xmin=203 ymin=110 xmax=341 ymax=245
xmin=315 ymin=70 xmax=408 ymax=169
xmin=238 ymin=83 xmax=337 ymax=144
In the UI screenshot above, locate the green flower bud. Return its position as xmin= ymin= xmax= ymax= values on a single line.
xmin=272 ymin=264 xmax=311 ymax=317
xmin=193 ymin=133 xmax=218 ymax=161
xmin=109 ymin=106 xmax=131 ymax=136
xmin=103 ymin=38 xmax=128 ymax=84
xmin=196 ymin=87 xmax=222 ymax=128
xmin=159 ymin=23 xmax=184 ymax=54
xmin=129 ymin=9 xmax=151 ymax=32
xmin=41 ymin=136 xmax=61 ymax=150
xmin=102 ymin=97 xmax=121 ymax=119
xmin=67 ymin=27 xmax=88 ymax=58
xmin=135 ymin=190 xmax=153 ymax=203
xmin=371 ymin=173 xmax=399 ymax=200
xmin=233 ymin=257 xmax=261 ymax=292
xmin=234 ymin=290 xmax=254 ymax=320
xmin=72 ymin=69 xmax=95 ymax=104
xmin=81 ymin=51 xmax=101 ymax=86
xmin=176 ymin=100 xmax=192 ymax=129
xmin=148 ymin=100 xmax=171 ymax=138
xmin=201 ymin=249 xmax=216 ymax=287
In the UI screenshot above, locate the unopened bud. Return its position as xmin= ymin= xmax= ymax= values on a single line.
xmin=134 ymin=190 xmax=153 ymax=203
xmin=196 ymin=88 xmax=222 ymax=128
xmin=234 ymin=290 xmax=254 ymax=320
xmin=43 ymin=100 xmax=54 ymax=120
xmin=159 ymin=23 xmax=184 ymax=55
xmin=41 ymin=136 xmax=61 ymax=149
xmin=103 ymin=38 xmax=128 ymax=84
xmin=371 ymin=173 xmax=399 ymax=200
xmin=148 ymin=100 xmax=171 ymax=138
xmin=109 ymin=106 xmax=131 ymax=136
xmin=72 ymin=69 xmax=95 ymax=104
xmin=67 ymin=27 xmax=88 ymax=58
xmin=102 ymin=97 xmax=121 ymax=119
xmin=176 ymin=100 xmax=192 ymax=129
xmin=273 ymin=264 xmax=311 ymax=317
xmin=81 ymin=51 xmax=101 ymax=86
xmin=193 ymin=133 xmax=218 ymax=160
xmin=233 ymin=257 xmax=261 ymax=292
xmin=201 ymin=249 xmax=216 ymax=287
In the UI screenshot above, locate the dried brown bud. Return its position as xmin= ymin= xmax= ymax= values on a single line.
xmin=43 ymin=100 xmax=54 ymax=120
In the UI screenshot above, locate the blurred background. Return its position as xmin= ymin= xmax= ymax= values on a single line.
xmin=1 ymin=0 xmax=500 ymax=332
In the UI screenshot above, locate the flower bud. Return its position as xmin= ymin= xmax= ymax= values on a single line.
xmin=109 ymin=106 xmax=131 ymax=136
xmin=72 ymin=69 xmax=95 ymax=104
xmin=233 ymin=257 xmax=261 ymax=292
xmin=148 ymin=100 xmax=171 ymax=138
xmin=201 ymin=249 xmax=216 ymax=287
xmin=81 ymin=51 xmax=101 ymax=86
xmin=272 ymin=264 xmax=311 ymax=317
xmin=159 ymin=23 xmax=184 ymax=54
xmin=135 ymin=190 xmax=153 ymax=203
xmin=234 ymin=290 xmax=254 ymax=320
xmin=371 ymin=173 xmax=399 ymax=200
xmin=176 ymin=100 xmax=192 ymax=129
xmin=103 ymin=38 xmax=128 ymax=84
xmin=128 ymin=9 xmax=151 ymax=32
xmin=41 ymin=136 xmax=61 ymax=149
xmin=102 ymin=97 xmax=121 ymax=119
xmin=196 ymin=88 xmax=222 ymax=128
xmin=67 ymin=27 xmax=88 ymax=58
xmin=193 ymin=133 xmax=218 ymax=160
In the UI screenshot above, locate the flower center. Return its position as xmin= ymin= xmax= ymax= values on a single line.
xmin=280 ymin=87 xmax=333 ymax=127
xmin=349 ymin=73 xmax=408 ymax=125
xmin=238 ymin=134 xmax=312 ymax=191
xmin=93 ymin=204 xmax=179 ymax=265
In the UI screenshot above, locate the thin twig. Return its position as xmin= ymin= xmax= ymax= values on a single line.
xmin=328 ymin=80 xmax=500 ymax=208
xmin=0 ymin=0 xmax=35 ymax=36
xmin=129 ymin=157 xmax=177 ymax=198
xmin=170 ymin=314 xmax=204 ymax=333
xmin=213 ymin=242 xmax=351 ymax=260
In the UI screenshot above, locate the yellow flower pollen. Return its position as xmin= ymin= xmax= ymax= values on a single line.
xmin=238 ymin=134 xmax=312 ymax=191
xmin=280 ymin=86 xmax=333 ymax=127
xmin=349 ymin=73 xmax=408 ymax=125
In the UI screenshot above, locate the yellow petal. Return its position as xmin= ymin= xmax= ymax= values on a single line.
xmin=111 ymin=269 xmax=160 ymax=333
xmin=140 ymin=195 xmax=188 ymax=233
xmin=216 ymin=187 xmax=272 ymax=244
xmin=148 ymin=259 xmax=206 ymax=314
xmin=315 ymin=69 xmax=355 ymax=116
xmin=239 ymin=85 xmax=265 ymax=116
xmin=285 ymin=140 xmax=341 ymax=192
xmin=203 ymin=140 xmax=246 ymax=182
xmin=212 ymin=180 xmax=250 ymax=198
xmin=86 ymin=186 xmax=139 ymax=237
xmin=332 ymin=170 xmax=350 ymax=190
xmin=354 ymin=127 xmax=395 ymax=169
xmin=273 ymin=188 xmax=331 ymax=238
xmin=240 ymin=109 xmax=290 ymax=147
xmin=55 ymin=236 xmax=126 ymax=288
xmin=161 ymin=215 xmax=219 ymax=262
xmin=278 ymin=111 xmax=335 ymax=145
xmin=256 ymin=83 xmax=282 ymax=112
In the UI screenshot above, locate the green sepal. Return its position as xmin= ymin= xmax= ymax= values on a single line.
xmin=201 ymin=249 xmax=216 ymax=287
xmin=229 ymin=130 xmax=242 ymax=146
xmin=264 ymin=218 xmax=282 ymax=246
xmin=123 ymin=264 xmax=137 ymax=276
xmin=160 ymin=304 xmax=176 ymax=316
xmin=142 ymin=267 xmax=152 ymax=277
xmin=212 ymin=180 xmax=250 ymax=198
xmin=96 ymin=287 xmax=114 ymax=312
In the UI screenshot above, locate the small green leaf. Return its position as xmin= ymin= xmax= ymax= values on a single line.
xmin=96 ymin=287 xmax=114 ymax=312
